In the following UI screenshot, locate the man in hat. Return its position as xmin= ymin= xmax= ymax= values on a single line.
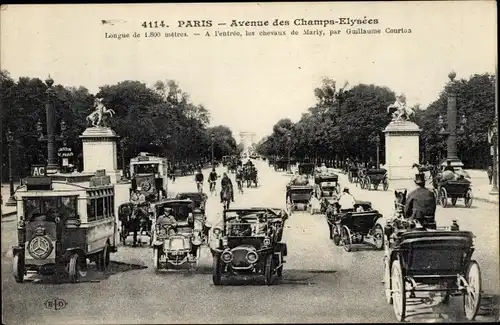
xmin=338 ymin=186 xmax=356 ymax=213
xmin=156 ymin=207 xmax=177 ymax=234
xmin=404 ymin=173 xmax=436 ymax=228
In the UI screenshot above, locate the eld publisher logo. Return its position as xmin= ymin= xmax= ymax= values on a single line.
xmin=44 ymin=298 xmax=67 ymax=310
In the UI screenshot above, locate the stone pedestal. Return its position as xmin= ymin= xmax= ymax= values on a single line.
xmin=79 ymin=127 xmax=121 ymax=183
xmin=383 ymin=121 xmax=421 ymax=180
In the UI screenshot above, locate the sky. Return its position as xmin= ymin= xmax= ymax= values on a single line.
xmin=1 ymin=2 xmax=497 ymax=143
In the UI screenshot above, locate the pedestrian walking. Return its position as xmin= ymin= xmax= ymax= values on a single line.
xmin=487 ymin=165 xmax=493 ymax=184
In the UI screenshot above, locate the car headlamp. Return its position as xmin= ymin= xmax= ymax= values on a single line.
xmin=263 ymin=237 xmax=271 ymax=246
xmin=221 ymin=250 xmax=233 ymax=263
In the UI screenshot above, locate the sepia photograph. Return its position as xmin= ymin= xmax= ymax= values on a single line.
xmin=0 ymin=1 xmax=498 ymax=324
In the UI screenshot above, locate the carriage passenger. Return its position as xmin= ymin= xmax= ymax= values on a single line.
xmin=404 ymin=173 xmax=436 ymax=229
xmin=338 ymin=187 xmax=356 ymax=213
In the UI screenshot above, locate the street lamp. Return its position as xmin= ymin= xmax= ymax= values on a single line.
xmin=286 ymin=132 xmax=292 ymax=173
xmin=120 ymin=138 xmax=128 ymax=181
xmin=5 ymin=129 xmax=17 ymax=206
xmin=211 ymin=134 xmax=215 ymax=167
xmin=437 ymin=71 xmax=467 ymax=167
xmin=375 ymin=136 xmax=381 ymax=169
xmin=37 ymin=76 xmax=64 ymax=174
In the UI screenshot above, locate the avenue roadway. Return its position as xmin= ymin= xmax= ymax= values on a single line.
xmin=1 ymin=159 xmax=498 ymax=324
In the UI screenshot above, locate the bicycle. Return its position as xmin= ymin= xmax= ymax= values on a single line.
xmin=196 ymin=181 xmax=203 ymax=194
xmin=209 ymin=181 xmax=216 ymax=195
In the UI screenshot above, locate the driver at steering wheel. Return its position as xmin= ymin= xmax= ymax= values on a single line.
xmin=156 ymin=207 xmax=177 ymax=235
xmin=220 ymin=173 xmax=235 ymax=203
xmin=404 ymin=173 xmax=436 ymax=229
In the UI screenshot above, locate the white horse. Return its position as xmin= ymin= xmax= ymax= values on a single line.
xmin=86 ymin=100 xmax=115 ymax=127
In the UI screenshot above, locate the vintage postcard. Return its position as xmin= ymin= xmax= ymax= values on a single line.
xmin=1 ymin=2 xmax=498 ymax=324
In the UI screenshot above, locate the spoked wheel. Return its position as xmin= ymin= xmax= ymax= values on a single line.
xmin=391 ymin=259 xmax=406 ymax=321
xmin=372 ymin=224 xmax=384 ymax=250
xmin=463 ymin=260 xmax=482 ymax=320
xmin=367 ymin=178 xmax=372 ymax=191
xmin=212 ymin=255 xmax=223 ymax=286
xmin=465 ymin=189 xmax=473 ymax=208
xmin=383 ymin=180 xmax=389 ymax=191
xmin=341 ymin=226 xmax=352 ymax=252
xmin=440 ymin=188 xmax=448 ymax=208
xmin=333 ymin=225 xmax=341 ymax=246
xmin=264 ymin=254 xmax=274 ymax=286
xmin=384 ymin=256 xmax=393 ymax=304
xmin=13 ymin=252 xmax=25 ymax=283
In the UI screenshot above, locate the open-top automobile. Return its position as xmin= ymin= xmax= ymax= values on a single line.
xmin=210 ymin=207 xmax=288 ymax=285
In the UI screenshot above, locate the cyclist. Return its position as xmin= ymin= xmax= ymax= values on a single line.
xmin=208 ymin=167 xmax=218 ymax=192
xmin=195 ymin=168 xmax=204 ymax=193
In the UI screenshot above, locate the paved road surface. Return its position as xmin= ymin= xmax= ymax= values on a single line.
xmin=2 ymin=160 xmax=498 ymax=324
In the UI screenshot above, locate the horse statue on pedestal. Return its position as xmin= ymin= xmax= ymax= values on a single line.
xmin=387 ymin=94 xmax=415 ymax=122
xmin=86 ymin=98 xmax=115 ymax=127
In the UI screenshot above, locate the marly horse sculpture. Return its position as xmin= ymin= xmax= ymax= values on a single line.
xmin=86 ymin=99 xmax=115 ymax=127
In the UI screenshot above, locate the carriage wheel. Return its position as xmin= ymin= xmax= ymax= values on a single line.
xmin=391 ymin=259 xmax=406 ymax=321
xmin=373 ymin=225 xmax=384 ymax=250
xmin=463 ymin=260 xmax=482 ymax=321
xmin=341 ymin=226 xmax=352 ymax=252
xmin=333 ymin=225 xmax=341 ymax=246
xmin=383 ymin=180 xmax=389 ymax=191
xmin=433 ymin=189 xmax=439 ymax=205
xmin=13 ymin=252 xmax=25 ymax=283
xmin=465 ymin=189 xmax=473 ymax=208
xmin=384 ymin=255 xmax=393 ymax=304
xmin=440 ymin=188 xmax=448 ymax=208
xmin=97 ymin=242 xmax=110 ymax=272
xmin=451 ymin=197 xmax=457 ymax=206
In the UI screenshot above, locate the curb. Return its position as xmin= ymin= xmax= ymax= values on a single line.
xmin=1 ymin=211 xmax=16 ymax=218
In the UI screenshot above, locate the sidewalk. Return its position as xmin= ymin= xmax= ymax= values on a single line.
xmin=1 ymin=182 xmax=19 ymax=218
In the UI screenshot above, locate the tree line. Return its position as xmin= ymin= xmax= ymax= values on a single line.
xmin=256 ymin=74 xmax=495 ymax=169
xmin=0 ymin=70 xmax=240 ymax=181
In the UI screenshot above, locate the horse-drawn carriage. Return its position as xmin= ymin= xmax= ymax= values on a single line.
xmin=274 ymin=159 xmax=289 ymax=172
xmin=118 ymin=202 xmax=152 ymax=246
xmin=243 ymin=164 xmax=258 ymax=188
xmin=383 ymin=222 xmax=482 ymax=321
xmin=326 ymin=200 xmax=384 ymax=251
xmin=12 ymin=170 xmax=118 ymax=283
xmin=151 ymin=199 xmax=211 ymax=271
xmin=433 ymin=178 xmax=473 ymax=208
xmin=347 ymin=166 xmax=359 ymax=183
xmin=210 ymin=208 xmax=288 ymax=285
xmin=360 ymin=168 xmax=389 ymax=191
xmin=314 ymin=173 xmax=340 ymax=199
xmin=298 ymin=163 xmax=315 ymax=176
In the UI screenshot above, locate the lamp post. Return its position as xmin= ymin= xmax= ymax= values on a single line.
xmin=437 ymin=71 xmax=467 ymax=167
xmin=211 ymin=134 xmax=215 ymax=167
xmin=36 ymin=76 xmax=62 ymax=174
xmin=120 ymin=138 xmax=128 ymax=181
xmin=286 ymin=132 xmax=292 ymax=173
xmin=375 ymin=136 xmax=380 ymax=169
xmin=5 ymin=130 xmax=17 ymax=206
